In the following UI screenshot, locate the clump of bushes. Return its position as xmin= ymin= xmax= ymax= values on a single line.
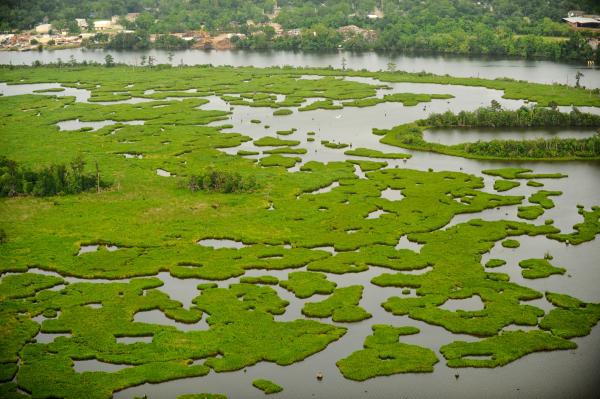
xmin=187 ymin=169 xmax=257 ymax=193
xmin=0 ymin=156 xmax=106 ymax=197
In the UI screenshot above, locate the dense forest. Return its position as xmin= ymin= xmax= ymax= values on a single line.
xmin=2 ymin=0 xmax=600 ymax=60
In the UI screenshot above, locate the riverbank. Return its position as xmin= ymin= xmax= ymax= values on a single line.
xmin=1 ymin=48 xmax=599 ymax=88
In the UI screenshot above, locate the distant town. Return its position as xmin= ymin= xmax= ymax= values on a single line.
xmin=0 ymin=9 xmax=380 ymax=52
xmin=0 ymin=6 xmax=598 ymax=61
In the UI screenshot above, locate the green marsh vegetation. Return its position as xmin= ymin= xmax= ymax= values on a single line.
xmin=517 ymin=205 xmax=545 ymax=220
xmin=279 ymin=271 xmax=337 ymax=299
xmin=344 ymin=148 xmax=411 ymax=160
xmin=440 ymin=330 xmax=576 ymax=368
xmin=258 ymin=155 xmax=301 ymax=168
xmin=273 ymin=109 xmax=293 ymax=116
xmin=302 ymin=286 xmax=371 ymax=322
xmin=254 ymin=137 xmax=301 ymax=147
xmin=263 ymin=147 xmax=307 ymax=155
xmin=275 ymin=128 xmax=296 ymax=136
xmin=252 ymin=379 xmax=283 ymax=394
xmin=485 ymin=259 xmax=507 ymax=268
xmin=518 ymin=259 xmax=566 ymax=279
xmin=342 ymin=93 xmax=454 ymax=108
xmin=0 ymin=64 xmax=599 ymax=397
xmin=321 ymin=140 xmax=349 ymax=149
xmin=482 ymin=168 xmax=567 ymax=179
xmin=336 ymin=325 xmax=438 ymax=380
xmin=493 ymin=180 xmax=520 ymax=192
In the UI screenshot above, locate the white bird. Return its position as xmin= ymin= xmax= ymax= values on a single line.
xmin=335 ymin=114 xmax=342 ymax=119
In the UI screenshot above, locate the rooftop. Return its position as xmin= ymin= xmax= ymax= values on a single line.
xmin=563 ymin=17 xmax=600 ymax=24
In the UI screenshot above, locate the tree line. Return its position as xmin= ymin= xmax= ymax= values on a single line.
xmin=421 ymin=102 xmax=600 ymax=129
xmin=83 ymin=32 xmax=190 ymax=50
xmin=0 ymin=156 xmax=106 ymax=197
xmin=236 ymin=25 xmax=598 ymax=63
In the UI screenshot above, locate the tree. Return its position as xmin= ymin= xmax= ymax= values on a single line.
xmin=140 ymin=55 xmax=147 ymax=66
xmin=167 ymin=51 xmax=174 ymax=63
xmin=490 ymin=100 xmax=502 ymax=111
xmin=104 ymin=54 xmax=115 ymax=67
xmin=387 ymin=61 xmax=396 ymax=72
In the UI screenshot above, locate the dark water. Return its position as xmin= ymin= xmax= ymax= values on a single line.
xmin=1 ymin=48 xmax=599 ymax=88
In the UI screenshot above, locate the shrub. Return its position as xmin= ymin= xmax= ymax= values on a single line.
xmin=187 ymin=169 xmax=257 ymax=193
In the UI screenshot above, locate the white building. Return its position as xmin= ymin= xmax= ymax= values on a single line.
xmin=75 ymin=19 xmax=88 ymax=29
xmin=94 ymin=20 xmax=117 ymax=31
xmin=126 ymin=13 xmax=140 ymax=22
xmin=35 ymin=24 xmax=52 ymax=34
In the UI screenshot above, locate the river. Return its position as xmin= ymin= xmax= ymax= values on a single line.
xmin=1 ymin=48 xmax=599 ymax=88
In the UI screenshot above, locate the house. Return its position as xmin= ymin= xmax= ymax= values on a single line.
xmin=266 ymin=0 xmax=281 ymax=20
xmin=257 ymin=22 xmax=284 ymax=36
xmin=337 ymin=25 xmax=377 ymax=40
xmin=35 ymin=24 xmax=52 ymax=34
xmin=286 ymin=28 xmax=302 ymax=37
xmin=111 ymin=15 xmax=120 ymax=24
xmin=94 ymin=20 xmax=113 ymax=31
xmin=211 ymin=33 xmax=233 ymax=50
xmin=0 ymin=34 xmax=15 ymax=45
xmin=36 ymin=35 xmax=53 ymax=45
xmin=126 ymin=13 xmax=140 ymax=22
xmin=562 ymin=16 xmax=600 ymax=29
xmin=75 ymin=19 xmax=88 ymax=29
xmin=266 ymin=22 xmax=283 ymax=36
xmin=367 ymin=6 xmax=384 ymax=20
xmin=568 ymin=11 xmax=585 ymax=18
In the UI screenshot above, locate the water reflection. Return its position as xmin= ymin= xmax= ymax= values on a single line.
xmin=424 ymin=127 xmax=598 ymax=145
